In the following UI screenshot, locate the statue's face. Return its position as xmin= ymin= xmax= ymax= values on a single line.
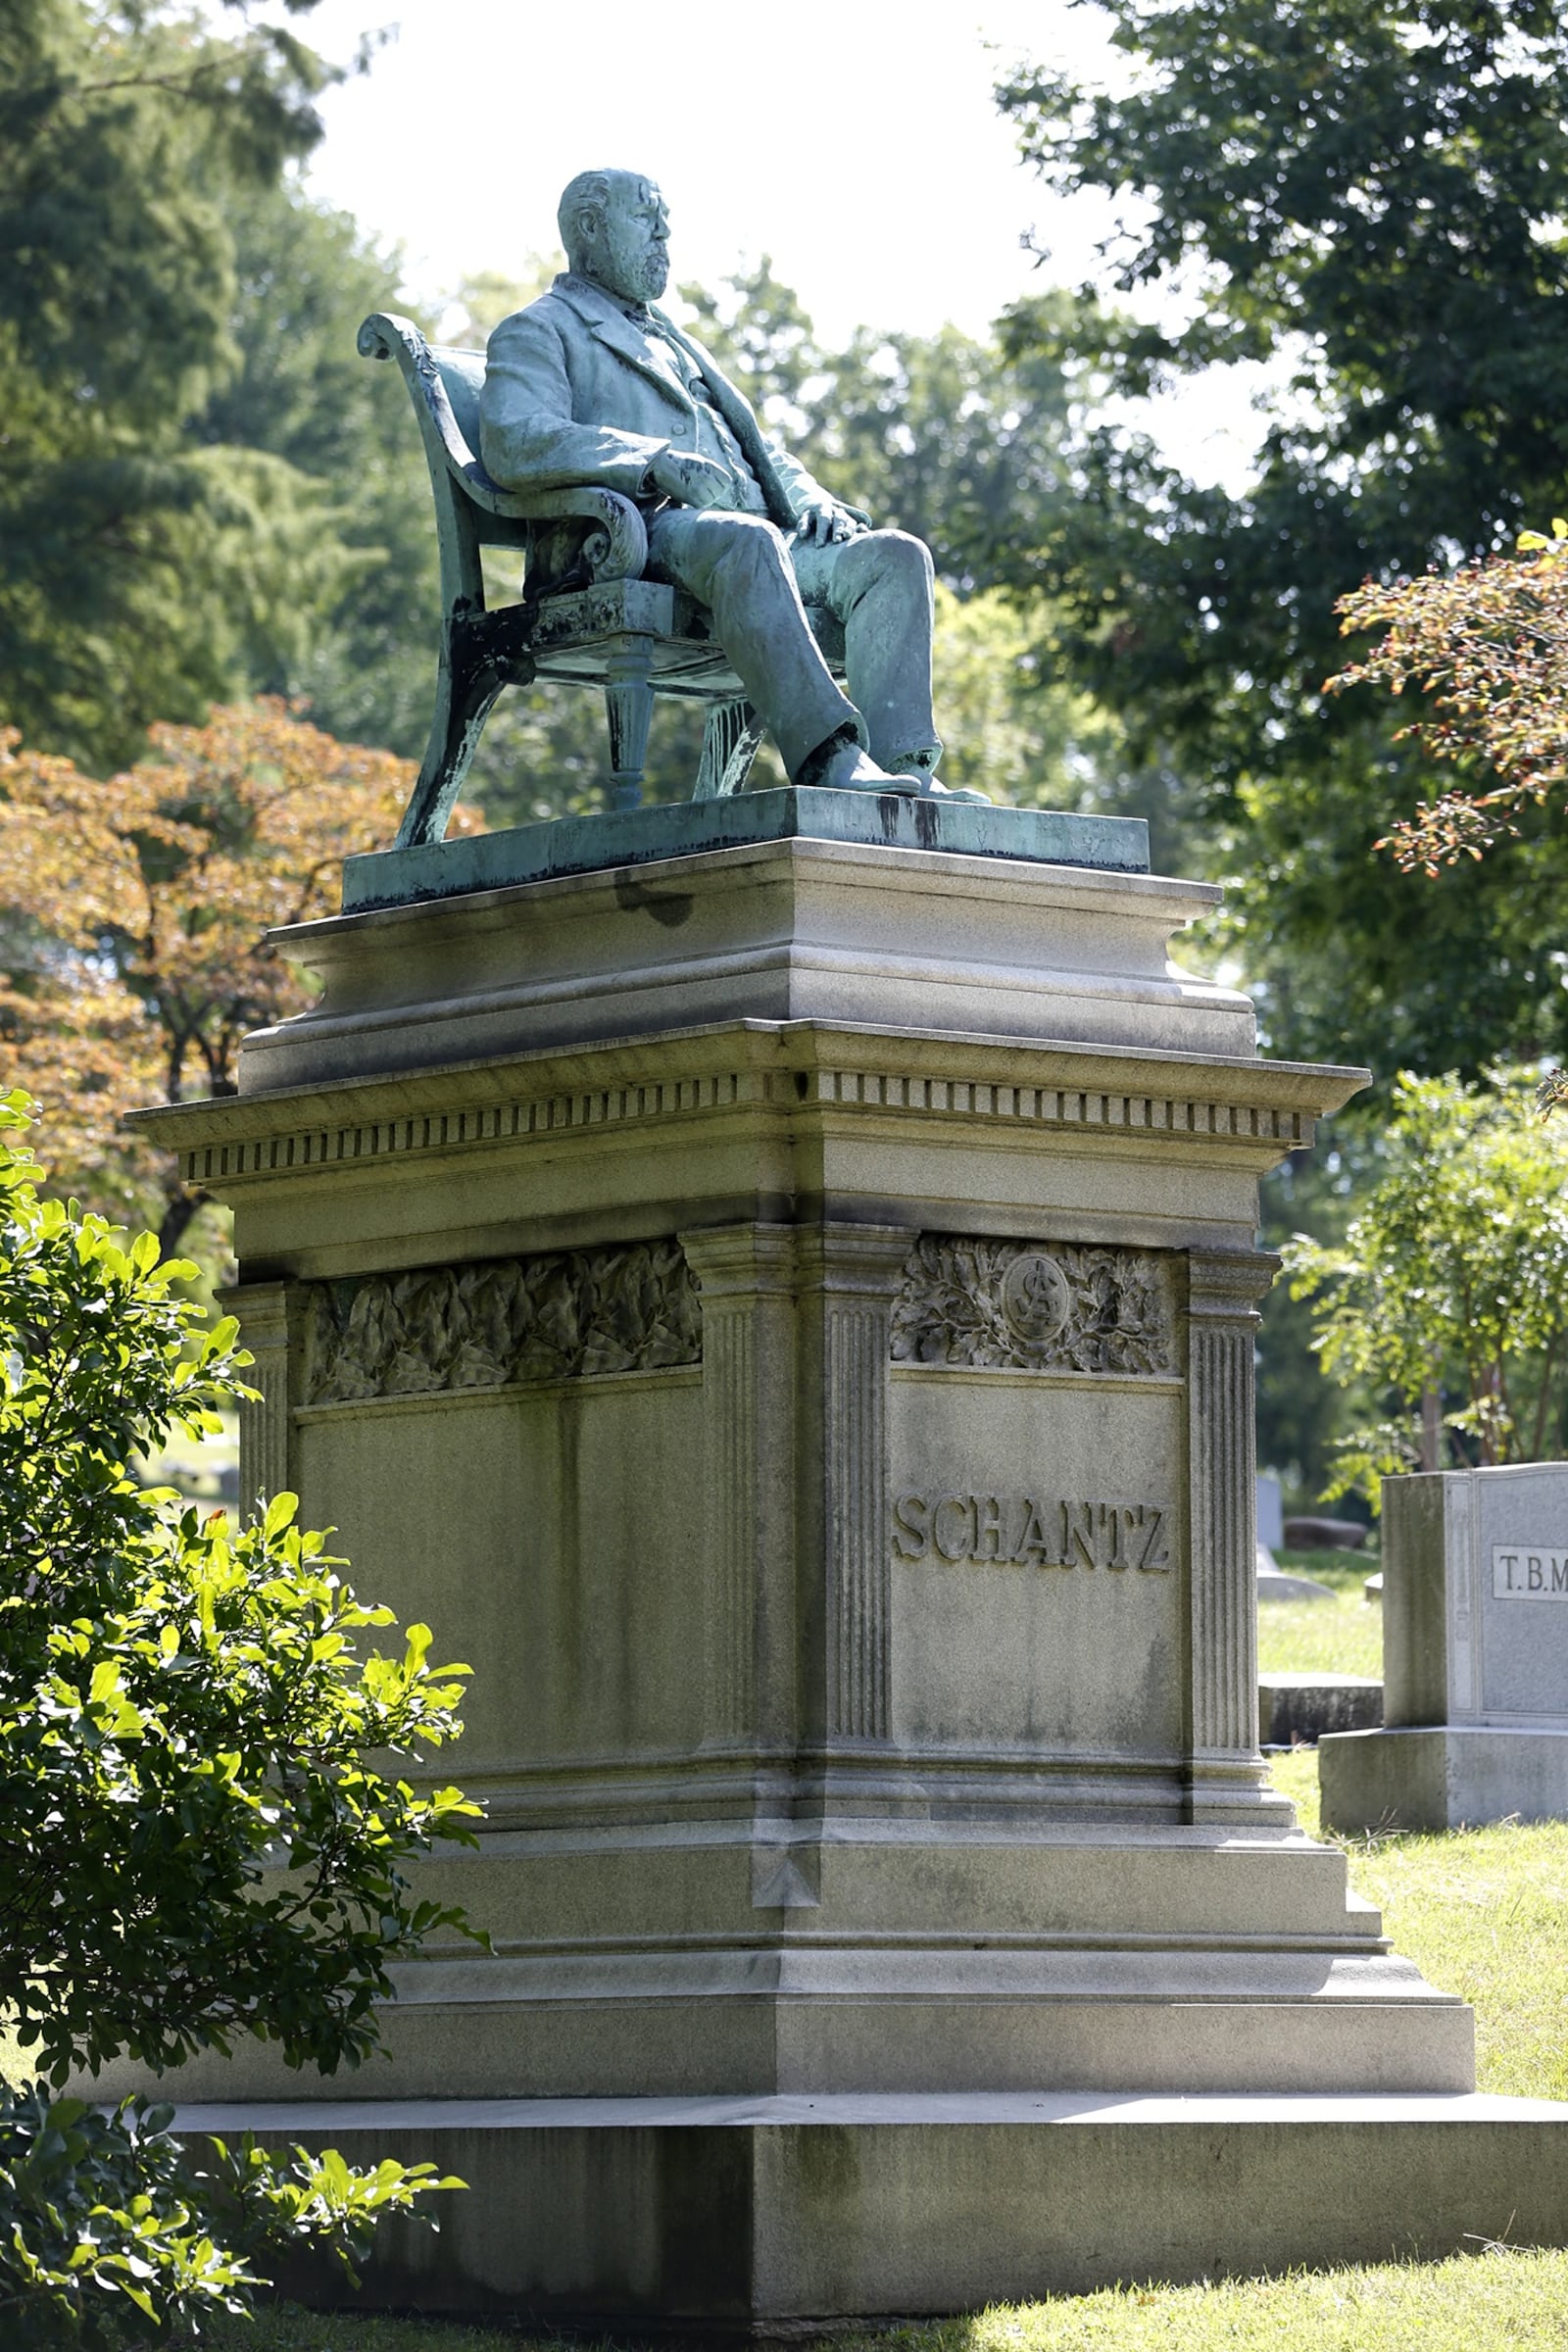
xmin=581 ymin=174 xmax=670 ymax=305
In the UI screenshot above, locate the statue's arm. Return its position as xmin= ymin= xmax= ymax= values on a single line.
xmin=762 ymin=436 xmax=873 ymax=530
xmin=479 ymin=311 xmax=669 ymax=497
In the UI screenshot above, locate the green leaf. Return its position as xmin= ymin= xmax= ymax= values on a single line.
xmin=263 ymin=1492 xmax=299 ymax=1539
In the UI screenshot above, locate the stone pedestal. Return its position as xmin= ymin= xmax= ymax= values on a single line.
xmin=1322 ymin=1465 xmax=1568 ymax=1832
xmin=113 ymin=806 xmax=1568 ymax=2323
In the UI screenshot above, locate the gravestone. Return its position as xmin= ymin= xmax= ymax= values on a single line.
xmin=89 ymin=787 xmax=1568 ymax=2327
xmin=1321 ymin=1465 xmax=1568 ymax=1831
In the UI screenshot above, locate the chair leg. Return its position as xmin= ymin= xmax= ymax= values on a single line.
xmin=604 ymin=634 xmax=656 ymax=811
xmin=694 ymin=699 xmax=765 ymax=800
xmin=394 ymin=609 xmax=534 ymax=851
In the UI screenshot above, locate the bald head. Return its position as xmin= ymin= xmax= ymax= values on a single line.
xmin=559 ymin=169 xmax=670 ymax=305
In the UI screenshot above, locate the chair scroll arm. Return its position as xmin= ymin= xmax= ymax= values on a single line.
xmin=512 ymin=488 xmax=648 ymax=584
xmin=358 ymin=310 xmax=482 ymax=484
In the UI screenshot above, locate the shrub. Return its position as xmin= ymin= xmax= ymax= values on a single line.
xmin=0 ymin=1089 xmax=482 ymax=2341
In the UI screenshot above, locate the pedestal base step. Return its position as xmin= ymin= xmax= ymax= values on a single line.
xmin=1321 ymin=1724 xmax=1568 ymax=1831
xmin=340 ymin=789 xmax=1151 ymax=910
xmin=173 ymin=2089 xmax=1568 ymax=2333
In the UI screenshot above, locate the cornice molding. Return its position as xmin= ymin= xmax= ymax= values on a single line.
xmin=127 ymin=1020 xmax=1368 ymax=1193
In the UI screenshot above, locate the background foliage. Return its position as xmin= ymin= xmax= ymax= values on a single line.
xmin=1285 ymin=1069 xmax=1568 ymax=1500
xmin=0 ymin=702 xmax=480 ymax=1252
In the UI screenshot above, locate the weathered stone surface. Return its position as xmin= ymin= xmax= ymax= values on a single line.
xmin=301 ymin=1240 xmax=700 ymax=1402
xmin=173 ymin=2092 xmax=1568 ymax=2324
xmin=239 ymin=837 xmax=1254 ymax=1093
xmin=100 ymin=829 xmax=1520 ymax=2319
xmin=1258 ymin=1675 xmax=1383 ymax=1747
xmin=1322 ymin=1464 xmax=1568 ymax=1830
xmin=889 ymin=1237 xmax=1177 ymax=1376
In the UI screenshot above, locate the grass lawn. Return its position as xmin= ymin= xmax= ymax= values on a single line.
xmin=165 ymin=1547 xmax=1568 ymax=2347
xmin=189 ymin=2252 xmax=1568 ymax=2349
xmin=1256 ymin=1547 xmax=1382 ymax=1679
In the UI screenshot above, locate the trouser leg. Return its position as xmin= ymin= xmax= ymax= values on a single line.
xmin=646 ymin=509 xmax=860 ymax=779
xmin=791 ymin=528 xmax=941 ymax=773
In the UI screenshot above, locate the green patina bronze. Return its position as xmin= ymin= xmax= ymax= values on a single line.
xmin=362 ymin=168 xmax=986 ymax=850
xmin=341 ymin=789 xmax=1150 ymax=913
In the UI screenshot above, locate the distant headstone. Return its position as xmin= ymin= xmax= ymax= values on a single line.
xmin=1320 ymin=1465 xmax=1568 ymax=1831
xmin=1284 ymin=1514 xmax=1367 ymax=1551
xmin=1259 ymin=1675 xmax=1383 ymax=1747
xmin=1256 ymin=1473 xmax=1285 ymax=1553
xmin=1257 ymin=1567 xmax=1337 ymax=1601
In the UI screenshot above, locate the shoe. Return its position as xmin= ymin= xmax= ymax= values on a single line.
xmin=812 ymin=744 xmax=919 ymax=795
xmin=924 ymin=778 xmax=991 ymax=805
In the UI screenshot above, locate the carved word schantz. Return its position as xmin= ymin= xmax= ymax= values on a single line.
xmin=893 ymin=1492 xmax=1172 ymax=1572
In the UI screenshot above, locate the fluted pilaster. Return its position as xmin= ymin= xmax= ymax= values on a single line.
xmin=681 ymin=1225 xmax=798 ymax=1749
xmin=1186 ymin=1249 xmax=1279 ymax=1819
xmin=220 ymin=1280 xmax=305 ymax=1521
xmin=797 ymin=1226 xmax=910 ymax=1746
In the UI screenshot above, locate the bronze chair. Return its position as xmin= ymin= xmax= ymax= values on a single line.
xmin=359 ymin=311 xmax=845 ymax=847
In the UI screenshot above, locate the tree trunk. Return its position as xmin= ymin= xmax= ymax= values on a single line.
xmin=1420 ymin=1386 xmax=1443 ymax=1473
xmin=157 ymin=1189 xmax=208 ymax=1262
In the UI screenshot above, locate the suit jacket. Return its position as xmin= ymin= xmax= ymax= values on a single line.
xmin=479 ymin=273 xmax=855 ymax=530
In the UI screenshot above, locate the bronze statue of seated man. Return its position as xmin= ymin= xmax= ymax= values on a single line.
xmin=479 ymin=168 xmax=985 ymax=802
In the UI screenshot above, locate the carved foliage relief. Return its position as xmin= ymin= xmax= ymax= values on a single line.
xmin=889 ymin=1237 xmax=1177 ymax=1378
xmin=304 ymin=1240 xmax=701 ymax=1404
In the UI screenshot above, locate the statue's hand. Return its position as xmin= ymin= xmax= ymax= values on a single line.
xmin=647 ymin=450 xmax=734 ymax=510
xmin=793 ymin=498 xmax=862 ymax=546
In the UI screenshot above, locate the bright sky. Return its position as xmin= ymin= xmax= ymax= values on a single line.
xmin=286 ymin=0 xmax=1277 ymax=488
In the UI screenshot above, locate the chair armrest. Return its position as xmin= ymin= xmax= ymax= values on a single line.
xmin=359 ymin=312 xmax=647 ymax=582
xmin=514 ymin=487 xmax=648 ymax=583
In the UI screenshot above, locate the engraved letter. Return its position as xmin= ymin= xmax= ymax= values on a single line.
xmin=893 ymin=1492 xmax=930 ymax=1561
xmin=1555 ymin=1557 xmax=1568 ymax=1593
xmin=1138 ymin=1505 xmax=1171 ymax=1572
xmin=933 ymin=1494 xmax=975 ymax=1563
xmin=1529 ymin=1554 xmax=1544 ymax=1592
xmin=975 ymin=1495 xmax=1004 ymax=1561
xmin=1013 ymin=1497 xmax=1054 ymax=1565
xmin=1063 ymin=1500 xmax=1098 ymax=1568
xmin=1500 ymin=1551 xmax=1519 ymax=1592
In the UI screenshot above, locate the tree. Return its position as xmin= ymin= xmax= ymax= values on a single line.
xmin=0 ymin=700 xmax=478 ymax=1250
xmin=1284 ymin=1069 xmax=1568 ymax=1502
xmin=0 ymin=0 xmax=343 ymax=771
xmin=0 ymin=1093 xmax=478 ymax=2340
xmin=194 ymin=179 xmax=448 ymax=764
xmin=1328 ymin=522 xmax=1568 ymax=873
xmin=683 ymin=263 xmax=1085 ymax=599
xmin=993 ymin=0 xmax=1568 ymax=1081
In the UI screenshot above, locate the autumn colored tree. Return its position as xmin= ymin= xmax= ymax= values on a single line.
xmin=1328 ymin=525 xmax=1568 ymax=874
xmin=0 ymin=700 xmax=476 ymax=1251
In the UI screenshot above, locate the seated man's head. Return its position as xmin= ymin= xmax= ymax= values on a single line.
xmin=559 ymin=170 xmax=669 ymax=305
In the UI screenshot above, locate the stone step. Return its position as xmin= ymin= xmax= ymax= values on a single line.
xmin=169 ymin=2089 xmax=1568 ymax=2325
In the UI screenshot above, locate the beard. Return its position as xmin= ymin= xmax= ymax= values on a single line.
xmin=636 ymin=248 xmax=670 ymax=300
